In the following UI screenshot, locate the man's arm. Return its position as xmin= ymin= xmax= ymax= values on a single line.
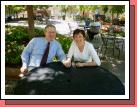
xmin=56 ymin=42 xmax=66 ymax=62
xmin=20 ymin=38 xmax=35 ymax=72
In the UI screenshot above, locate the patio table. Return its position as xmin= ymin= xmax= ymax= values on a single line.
xmin=14 ymin=62 xmax=125 ymax=95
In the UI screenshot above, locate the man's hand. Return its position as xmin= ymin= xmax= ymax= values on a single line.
xmin=19 ymin=67 xmax=28 ymax=77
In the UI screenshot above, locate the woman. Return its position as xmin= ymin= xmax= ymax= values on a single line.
xmin=63 ymin=29 xmax=101 ymax=68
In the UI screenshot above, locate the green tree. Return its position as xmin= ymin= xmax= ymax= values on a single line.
xmin=111 ymin=5 xmax=125 ymax=18
xmin=109 ymin=5 xmax=125 ymax=22
xmin=101 ymin=5 xmax=109 ymax=14
xmin=33 ymin=5 xmax=50 ymax=24
xmin=56 ymin=5 xmax=69 ymax=20
xmin=5 ymin=5 xmax=25 ymax=18
xmin=78 ymin=5 xmax=100 ymax=20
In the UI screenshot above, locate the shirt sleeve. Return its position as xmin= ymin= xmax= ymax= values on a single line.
xmin=67 ymin=41 xmax=75 ymax=59
xmin=21 ymin=38 xmax=35 ymax=68
xmin=56 ymin=42 xmax=66 ymax=61
xmin=89 ymin=43 xmax=101 ymax=66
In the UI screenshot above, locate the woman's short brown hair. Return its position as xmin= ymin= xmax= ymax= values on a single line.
xmin=73 ymin=29 xmax=86 ymax=38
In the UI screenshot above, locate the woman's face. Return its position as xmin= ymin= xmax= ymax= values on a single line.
xmin=73 ymin=33 xmax=85 ymax=44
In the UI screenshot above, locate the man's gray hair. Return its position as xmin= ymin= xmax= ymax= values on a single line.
xmin=44 ymin=24 xmax=56 ymax=32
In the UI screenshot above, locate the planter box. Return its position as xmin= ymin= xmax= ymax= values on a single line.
xmin=6 ymin=67 xmax=20 ymax=80
xmin=5 ymin=67 xmax=20 ymax=95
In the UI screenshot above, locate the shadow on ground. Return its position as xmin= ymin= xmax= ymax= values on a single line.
xmin=100 ymin=46 xmax=125 ymax=85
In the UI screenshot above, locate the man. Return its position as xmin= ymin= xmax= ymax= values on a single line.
xmin=84 ymin=18 xmax=91 ymax=30
xmin=20 ymin=25 xmax=66 ymax=75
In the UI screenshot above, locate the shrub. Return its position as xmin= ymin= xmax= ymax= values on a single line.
xmin=5 ymin=41 xmax=25 ymax=66
xmin=34 ymin=28 xmax=44 ymax=37
xmin=5 ymin=26 xmax=29 ymax=42
xmin=56 ymin=34 xmax=72 ymax=54
xmin=5 ymin=26 xmax=30 ymax=66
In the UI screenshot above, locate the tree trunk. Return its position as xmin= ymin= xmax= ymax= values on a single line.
xmin=26 ymin=5 xmax=35 ymax=39
xmin=117 ymin=13 xmax=119 ymax=18
xmin=112 ymin=12 xmax=114 ymax=24
xmin=8 ymin=6 xmax=11 ymax=16
xmin=16 ymin=12 xmax=18 ymax=19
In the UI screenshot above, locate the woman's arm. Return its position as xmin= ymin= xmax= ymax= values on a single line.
xmin=75 ymin=61 xmax=97 ymax=67
xmin=56 ymin=42 xmax=66 ymax=61
xmin=89 ymin=44 xmax=101 ymax=66
xmin=67 ymin=41 xmax=75 ymax=59
xmin=62 ymin=41 xmax=74 ymax=68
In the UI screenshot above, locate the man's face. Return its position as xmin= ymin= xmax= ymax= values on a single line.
xmin=44 ymin=27 xmax=56 ymax=41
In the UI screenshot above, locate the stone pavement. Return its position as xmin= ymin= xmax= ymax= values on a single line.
xmin=90 ymin=33 xmax=125 ymax=85
xmin=99 ymin=44 xmax=125 ymax=85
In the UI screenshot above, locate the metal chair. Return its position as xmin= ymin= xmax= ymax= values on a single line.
xmin=91 ymin=33 xmax=103 ymax=55
xmin=100 ymin=33 xmax=121 ymax=59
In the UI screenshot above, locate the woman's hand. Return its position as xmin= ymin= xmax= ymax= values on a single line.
xmin=62 ymin=59 xmax=71 ymax=68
